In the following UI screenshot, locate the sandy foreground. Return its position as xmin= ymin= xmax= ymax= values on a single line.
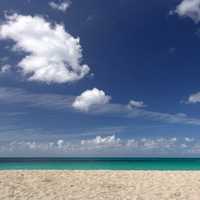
xmin=1 ymin=171 xmax=200 ymax=200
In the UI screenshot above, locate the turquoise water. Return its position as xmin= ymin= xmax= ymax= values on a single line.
xmin=1 ymin=158 xmax=200 ymax=170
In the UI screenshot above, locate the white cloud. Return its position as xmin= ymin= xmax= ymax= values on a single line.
xmin=57 ymin=139 xmax=64 ymax=148
xmin=81 ymin=135 xmax=121 ymax=146
xmin=1 ymin=86 xmax=200 ymax=126
xmin=127 ymin=137 xmax=178 ymax=150
xmin=72 ymin=88 xmax=111 ymax=112
xmin=127 ymin=99 xmax=146 ymax=109
xmin=5 ymin=140 xmax=72 ymax=153
xmin=2 ymin=136 xmax=199 ymax=156
xmin=0 ymin=14 xmax=90 ymax=83
xmin=185 ymin=137 xmax=194 ymax=142
xmin=180 ymin=143 xmax=188 ymax=148
xmin=0 ymin=64 xmax=11 ymax=73
xmin=187 ymin=92 xmax=200 ymax=103
xmin=125 ymin=107 xmax=200 ymax=126
xmin=49 ymin=0 xmax=71 ymax=12
xmin=126 ymin=139 xmax=138 ymax=148
xmin=171 ymin=137 xmax=177 ymax=142
xmin=172 ymin=0 xmax=200 ymax=23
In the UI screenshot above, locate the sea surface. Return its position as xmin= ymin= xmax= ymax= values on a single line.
xmin=1 ymin=158 xmax=200 ymax=170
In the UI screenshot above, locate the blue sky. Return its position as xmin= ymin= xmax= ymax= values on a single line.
xmin=1 ymin=0 xmax=200 ymax=156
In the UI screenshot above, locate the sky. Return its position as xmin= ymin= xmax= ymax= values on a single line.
xmin=1 ymin=0 xmax=200 ymax=156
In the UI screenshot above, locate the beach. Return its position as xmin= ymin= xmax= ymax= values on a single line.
xmin=0 ymin=171 xmax=200 ymax=200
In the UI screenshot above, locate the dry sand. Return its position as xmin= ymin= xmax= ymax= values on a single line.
xmin=0 ymin=171 xmax=200 ymax=200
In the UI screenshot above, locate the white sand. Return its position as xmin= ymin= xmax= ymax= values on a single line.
xmin=1 ymin=171 xmax=200 ymax=199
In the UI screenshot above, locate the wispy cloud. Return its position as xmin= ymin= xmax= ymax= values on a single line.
xmin=0 ymin=123 xmax=126 ymax=144
xmin=83 ymin=102 xmax=200 ymax=126
xmin=49 ymin=0 xmax=71 ymax=12
xmin=1 ymin=87 xmax=200 ymax=126
xmin=127 ymin=109 xmax=200 ymax=126
xmin=0 ymin=87 xmax=73 ymax=110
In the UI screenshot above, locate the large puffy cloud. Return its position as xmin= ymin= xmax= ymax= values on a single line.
xmin=187 ymin=92 xmax=200 ymax=103
xmin=0 ymin=14 xmax=90 ymax=83
xmin=49 ymin=0 xmax=71 ymax=12
xmin=72 ymin=88 xmax=111 ymax=112
xmin=172 ymin=0 xmax=200 ymax=23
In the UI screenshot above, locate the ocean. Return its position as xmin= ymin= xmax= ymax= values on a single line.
xmin=1 ymin=158 xmax=200 ymax=170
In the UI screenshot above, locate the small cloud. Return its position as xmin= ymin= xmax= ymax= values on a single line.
xmin=185 ymin=137 xmax=194 ymax=142
xmin=81 ymin=135 xmax=121 ymax=147
xmin=49 ymin=0 xmax=71 ymax=12
xmin=88 ymin=72 xmax=95 ymax=79
xmin=0 ymin=64 xmax=11 ymax=73
xmin=170 ymin=0 xmax=200 ymax=23
xmin=57 ymin=139 xmax=64 ymax=148
xmin=86 ymin=16 xmax=94 ymax=23
xmin=169 ymin=10 xmax=174 ymax=16
xmin=127 ymin=99 xmax=146 ymax=109
xmin=180 ymin=143 xmax=187 ymax=148
xmin=72 ymin=88 xmax=111 ymax=112
xmin=170 ymin=137 xmax=177 ymax=142
xmin=187 ymin=92 xmax=200 ymax=104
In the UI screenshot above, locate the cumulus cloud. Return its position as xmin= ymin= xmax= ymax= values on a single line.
xmin=72 ymin=88 xmax=111 ymax=112
xmin=127 ymin=99 xmax=146 ymax=109
xmin=0 ymin=14 xmax=90 ymax=83
xmin=172 ymin=0 xmax=200 ymax=23
xmin=49 ymin=0 xmax=71 ymax=12
xmin=187 ymin=92 xmax=200 ymax=103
